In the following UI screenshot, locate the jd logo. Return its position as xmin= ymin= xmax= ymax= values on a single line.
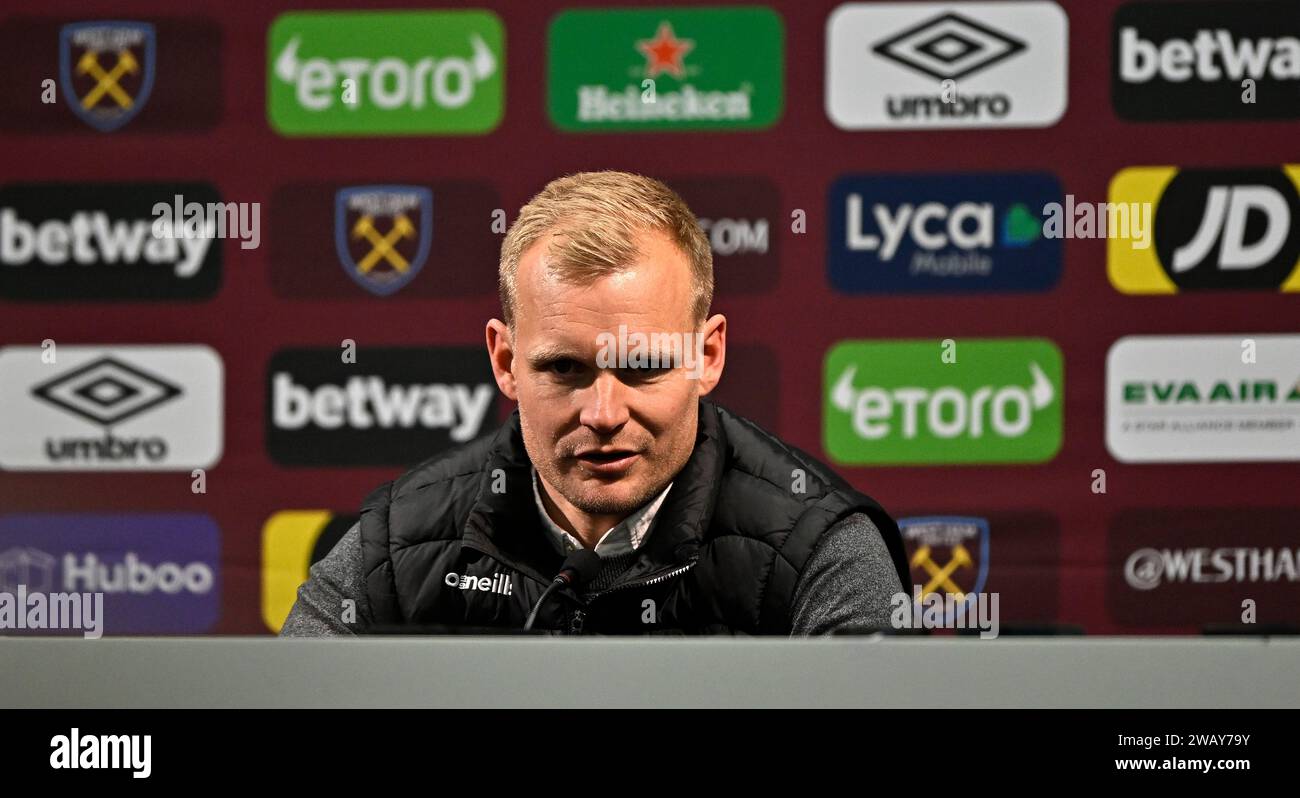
xmin=1109 ymin=166 xmax=1300 ymax=293
xmin=824 ymin=339 xmax=1063 ymax=465
xmin=334 ymin=186 xmax=433 ymax=297
xmin=59 ymin=21 xmax=156 ymax=131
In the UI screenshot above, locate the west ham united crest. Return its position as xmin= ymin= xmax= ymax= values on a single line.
xmin=900 ymin=516 xmax=990 ymax=623
xmin=334 ymin=186 xmax=433 ymax=297
xmin=59 ymin=21 xmax=156 ymax=132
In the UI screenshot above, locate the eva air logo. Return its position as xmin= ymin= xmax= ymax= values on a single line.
xmin=547 ymin=7 xmax=783 ymax=131
xmin=267 ymin=10 xmax=504 ymax=136
xmin=824 ymin=339 xmax=1063 ymax=464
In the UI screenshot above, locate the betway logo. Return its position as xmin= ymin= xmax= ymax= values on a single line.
xmin=1 ymin=208 xmax=210 ymax=277
xmin=1119 ymin=27 xmax=1300 ymax=83
xmin=1125 ymin=546 xmax=1300 ymax=590
xmin=272 ymin=373 xmax=493 ymax=441
xmin=830 ymin=362 xmax=1054 ymax=439
xmin=273 ymin=35 xmax=497 ymax=111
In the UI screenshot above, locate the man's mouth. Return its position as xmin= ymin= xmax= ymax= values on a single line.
xmin=573 ymin=448 xmax=641 ymax=475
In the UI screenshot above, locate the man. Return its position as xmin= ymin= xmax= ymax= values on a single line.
xmin=282 ymin=171 xmax=909 ymax=636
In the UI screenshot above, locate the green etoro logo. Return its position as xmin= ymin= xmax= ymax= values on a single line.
xmin=824 ymin=339 xmax=1064 ymax=465
xmin=547 ymin=7 xmax=783 ymax=132
xmin=267 ymin=10 xmax=504 ymax=136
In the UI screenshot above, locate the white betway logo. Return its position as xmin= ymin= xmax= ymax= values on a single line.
xmin=272 ymin=373 xmax=493 ymax=441
xmin=274 ymin=35 xmax=497 ymax=111
xmin=1120 ymin=27 xmax=1300 ymax=83
xmin=50 ymin=728 xmax=151 ymax=779
xmin=444 ymin=571 xmax=513 ymax=596
xmin=1125 ymin=547 xmax=1300 ymax=590
xmin=1 ymin=208 xmax=210 ymax=277
xmin=831 ymin=362 xmax=1055 ymax=439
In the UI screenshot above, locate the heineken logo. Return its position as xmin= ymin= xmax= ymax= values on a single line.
xmin=548 ymin=7 xmax=783 ymax=131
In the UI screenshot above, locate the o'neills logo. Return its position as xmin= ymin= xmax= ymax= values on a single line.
xmin=444 ymin=571 xmax=513 ymax=596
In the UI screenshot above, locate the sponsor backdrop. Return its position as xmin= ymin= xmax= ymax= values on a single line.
xmin=0 ymin=0 xmax=1296 ymax=635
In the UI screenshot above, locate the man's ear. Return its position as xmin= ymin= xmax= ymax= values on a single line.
xmin=696 ymin=313 xmax=726 ymax=396
xmin=485 ymin=319 xmax=518 ymax=401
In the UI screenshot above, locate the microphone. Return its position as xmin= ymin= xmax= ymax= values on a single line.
xmin=523 ymin=549 xmax=602 ymax=632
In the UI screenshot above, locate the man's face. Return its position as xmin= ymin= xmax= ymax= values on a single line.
xmin=487 ymin=229 xmax=724 ymax=519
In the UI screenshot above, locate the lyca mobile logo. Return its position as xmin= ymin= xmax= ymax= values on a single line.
xmin=824 ymin=339 xmax=1063 ymax=465
xmin=267 ymin=10 xmax=504 ymax=136
xmin=1108 ymin=166 xmax=1300 ymax=293
xmin=826 ymin=2 xmax=1068 ymax=130
xmin=828 ymin=173 xmax=1062 ymax=294
xmin=548 ymin=7 xmax=783 ymax=131
xmin=1113 ymin=1 xmax=1300 ymax=121
xmin=0 ymin=346 xmax=223 ymax=471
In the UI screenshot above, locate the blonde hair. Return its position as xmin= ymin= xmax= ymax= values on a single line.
xmin=499 ymin=171 xmax=713 ymax=328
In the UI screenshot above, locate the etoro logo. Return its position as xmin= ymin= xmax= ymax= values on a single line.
xmin=1112 ymin=1 xmax=1300 ymax=121
xmin=0 ymin=346 xmax=223 ymax=471
xmin=267 ymin=10 xmax=504 ymax=136
xmin=827 ymin=173 xmax=1063 ymax=294
xmin=266 ymin=347 xmax=498 ymax=466
xmin=1108 ymin=166 xmax=1300 ymax=293
xmin=827 ymin=2 xmax=1068 ymax=130
xmin=547 ymin=7 xmax=784 ymax=131
xmin=824 ymin=339 xmax=1063 ymax=465
xmin=0 ymin=183 xmax=223 ymax=301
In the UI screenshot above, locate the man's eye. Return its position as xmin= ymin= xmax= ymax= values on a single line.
xmin=620 ymin=365 xmax=673 ymax=380
xmin=548 ymin=359 xmax=580 ymax=375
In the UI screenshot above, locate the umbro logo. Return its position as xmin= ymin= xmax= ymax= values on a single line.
xmin=872 ymin=12 xmax=1026 ymax=81
xmin=32 ymin=356 xmax=182 ymax=427
xmin=444 ymin=571 xmax=513 ymax=596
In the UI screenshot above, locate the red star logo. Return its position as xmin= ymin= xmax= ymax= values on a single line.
xmin=636 ymin=21 xmax=694 ymax=79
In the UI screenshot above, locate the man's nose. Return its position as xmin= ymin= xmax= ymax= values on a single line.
xmin=579 ymin=370 xmax=630 ymax=434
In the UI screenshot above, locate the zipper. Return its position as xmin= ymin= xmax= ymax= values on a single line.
xmin=566 ymin=561 xmax=695 ymax=636
xmin=584 ymin=560 xmax=698 ymax=601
